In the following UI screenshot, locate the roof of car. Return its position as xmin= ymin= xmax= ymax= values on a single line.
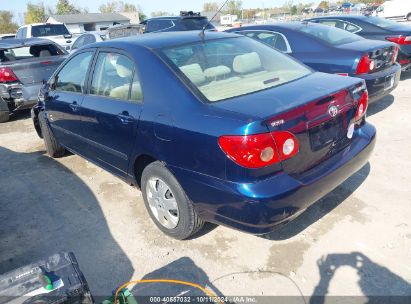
xmin=308 ymin=15 xmax=371 ymax=21
xmin=0 ymin=38 xmax=56 ymax=49
xmin=234 ymin=21 xmax=322 ymax=31
xmin=145 ymin=15 xmax=207 ymax=21
xmin=85 ymin=30 xmax=239 ymax=50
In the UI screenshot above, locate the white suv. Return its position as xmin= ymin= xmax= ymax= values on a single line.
xmin=16 ymin=23 xmax=74 ymax=50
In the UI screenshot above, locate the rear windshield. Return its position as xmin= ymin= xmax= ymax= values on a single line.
xmin=365 ymin=16 xmax=401 ymax=29
xmin=161 ymin=36 xmax=311 ymax=102
xmin=31 ymin=24 xmax=70 ymax=37
xmin=0 ymin=44 xmax=66 ymax=62
xmin=299 ymin=24 xmax=363 ymax=45
xmin=179 ymin=17 xmax=215 ymax=30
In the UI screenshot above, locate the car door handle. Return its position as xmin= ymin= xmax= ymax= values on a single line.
xmin=69 ymin=101 xmax=79 ymax=112
xmin=117 ymin=111 xmax=134 ymax=124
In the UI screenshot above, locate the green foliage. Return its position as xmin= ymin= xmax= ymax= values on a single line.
xmin=203 ymin=2 xmax=220 ymax=12
xmin=151 ymin=11 xmax=172 ymax=17
xmin=55 ymin=0 xmax=81 ymax=14
xmin=25 ymin=2 xmax=46 ymax=24
xmin=0 ymin=11 xmax=18 ymax=34
xmin=224 ymin=0 xmax=242 ymax=17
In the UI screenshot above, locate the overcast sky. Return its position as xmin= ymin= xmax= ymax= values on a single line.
xmin=4 ymin=0 xmax=315 ymax=22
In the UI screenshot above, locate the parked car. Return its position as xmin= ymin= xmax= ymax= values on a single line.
xmin=0 ymin=38 xmax=67 ymax=122
xmin=107 ymin=24 xmax=143 ymax=39
xmin=227 ymin=22 xmax=401 ymax=103
xmin=32 ymin=31 xmax=375 ymax=239
xmin=140 ymin=11 xmax=215 ymax=33
xmin=373 ymin=0 xmax=411 ymax=21
xmin=16 ymin=23 xmax=75 ymax=51
xmin=0 ymin=34 xmax=16 ymax=40
xmin=70 ymin=31 xmax=106 ymax=53
xmin=306 ymin=15 xmax=411 ymax=71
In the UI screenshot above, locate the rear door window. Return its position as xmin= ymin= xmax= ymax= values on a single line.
xmin=55 ymin=51 xmax=94 ymax=93
xmin=90 ymin=52 xmax=143 ymax=102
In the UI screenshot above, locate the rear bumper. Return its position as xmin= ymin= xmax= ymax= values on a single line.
xmin=0 ymin=82 xmax=40 ymax=112
xmin=356 ymin=63 xmax=401 ymax=104
xmin=169 ymin=123 xmax=376 ymax=234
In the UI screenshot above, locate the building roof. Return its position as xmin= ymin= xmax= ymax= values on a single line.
xmin=49 ymin=13 xmax=130 ymax=24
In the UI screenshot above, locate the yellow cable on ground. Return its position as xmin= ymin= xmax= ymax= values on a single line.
xmin=114 ymin=279 xmax=224 ymax=304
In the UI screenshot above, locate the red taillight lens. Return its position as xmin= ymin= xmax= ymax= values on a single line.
xmin=386 ymin=36 xmax=411 ymax=45
xmin=218 ymin=131 xmax=299 ymax=168
xmin=355 ymin=91 xmax=368 ymax=122
xmin=0 ymin=67 xmax=18 ymax=83
xmin=392 ymin=46 xmax=399 ymax=64
xmin=356 ymin=54 xmax=375 ymax=75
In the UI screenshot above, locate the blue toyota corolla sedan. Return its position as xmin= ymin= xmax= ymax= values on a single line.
xmin=226 ymin=22 xmax=401 ymax=103
xmin=31 ymin=31 xmax=376 ymax=239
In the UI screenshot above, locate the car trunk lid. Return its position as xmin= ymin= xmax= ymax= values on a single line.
xmin=212 ymin=72 xmax=365 ymax=176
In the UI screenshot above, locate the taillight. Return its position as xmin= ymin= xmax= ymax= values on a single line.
xmin=0 ymin=67 xmax=18 ymax=83
xmin=392 ymin=46 xmax=399 ymax=64
xmin=355 ymin=90 xmax=368 ymax=122
xmin=356 ymin=54 xmax=375 ymax=75
xmin=386 ymin=35 xmax=411 ymax=45
xmin=218 ymin=131 xmax=299 ymax=168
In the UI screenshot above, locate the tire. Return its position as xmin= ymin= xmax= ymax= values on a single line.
xmin=0 ymin=111 xmax=9 ymax=123
xmin=141 ymin=161 xmax=204 ymax=239
xmin=38 ymin=111 xmax=65 ymax=158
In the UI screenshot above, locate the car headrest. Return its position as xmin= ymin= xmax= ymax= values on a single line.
xmin=39 ymin=50 xmax=51 ymax=57
xmin=180 ymin=64 xmax=206 ymax=85
xmin=233 ymin=52 xmax=262 ymax=74
xmin=204 ymin=65 xmax=231 ymax=79
xmin=116 ymin=56 xmax=132 ymax=78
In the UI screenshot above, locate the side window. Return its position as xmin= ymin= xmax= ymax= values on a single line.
xmin=16 ymin=29 xmax=22 ymax=39
xmin=84 ymin=34 xmax=96 ymax=45
xmin=345 ymin=23 xmax=361 ymax=33
xmin=22 ymin=27 xmax=27 ymax=38
xmin=90 ymin=52 xmax=142 ymax=101
xmin=318 ymin=20 xmax=361 ymax=33
xmin=72 ymin=35 xmax=86 ymax=50
xmin=242 ymin=31 xmax=290 ymax=53
xmin=55 ymin=51 xmax=93 ymax=93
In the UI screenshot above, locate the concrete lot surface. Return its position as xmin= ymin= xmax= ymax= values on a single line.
xmin=1 ymin=74 xmax=411 ymax=300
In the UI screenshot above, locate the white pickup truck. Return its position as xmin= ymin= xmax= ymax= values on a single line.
xmin=15 ymin=23 xmax=76 ymax=51
xmin=374 ymin=0 xmax=411 ymax=21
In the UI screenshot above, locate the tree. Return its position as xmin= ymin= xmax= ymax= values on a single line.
xmin=224 ymin=0 xmax=242 ymax=17
xmin=25 ymin=2 xmax=46 ymax=24
xmin=290 ymin=5 xmax=298 ymax=15
xmin=151 ymin=11 xmax=171 ymax=17
xmin=55 ymin=0 xmax=81 ymax=14
xmin=203 ymin=2 xmax=219 ymax=12
xmin=0 ymin=11 xmax=18 ymax=34
xmin=318 ymin=1 xmax=329 ymax=9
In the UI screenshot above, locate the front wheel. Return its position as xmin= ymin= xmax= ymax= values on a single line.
xmin=38 ymin=111 xmax=65 ymax=158
xmin=141 ymin=161 xmax=204 ymax=239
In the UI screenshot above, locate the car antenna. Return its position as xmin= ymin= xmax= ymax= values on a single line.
xmin=199 ymin=0 xmax=229 ymax=40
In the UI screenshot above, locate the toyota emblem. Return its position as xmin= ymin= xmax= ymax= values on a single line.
xmin=328 ymin=105 xmax=338 ymax=117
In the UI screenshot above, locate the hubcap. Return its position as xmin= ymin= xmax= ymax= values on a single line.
xmin=146 ymin=177 xmax=179 ymax=229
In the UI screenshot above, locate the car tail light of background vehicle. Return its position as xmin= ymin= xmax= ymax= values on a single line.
xmin=356 ymin=54 xmax=375 ymax=75
xmin=218 ymin=131 xmax=299 ymax=168
xmin=0 ymin=67 xmax=18 ymax=83
xmin=386 ymin=36 xmax=411 ymax=45
xmin=355 ymin=90 xmax=368 ymax=122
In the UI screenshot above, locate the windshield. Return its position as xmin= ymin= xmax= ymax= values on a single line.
xmin=161 ymin=37 xmax=311 ymax=102
xmin=299 ymin=24 xmax=364 ymax=45
xmin=31 ymin=24 xmax=70 ymax=37
xmin=365 ymin=16 xmax=401 ymax=29
xmin=180 ymin=17 xmax=215 ymax=30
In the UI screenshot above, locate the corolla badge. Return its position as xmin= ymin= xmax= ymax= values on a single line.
xmin=328 ymin=105 xmax=339 ymax=117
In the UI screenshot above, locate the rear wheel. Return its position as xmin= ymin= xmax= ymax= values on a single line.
xmin=0 ymin=111 xmax=9 ymax=123
xmin=38 ymin=111 xmax=65 ymax=158
xmin=141 ymin=161 xmax=204 ymax=239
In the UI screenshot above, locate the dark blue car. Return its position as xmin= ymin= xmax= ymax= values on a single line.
xmin=227 ymin=22 xmax=401 ymax=103
xmin=306 ymin=15 xmax=411 ymax=71
xmin=32 ymin=31 xmax=376 ymax=239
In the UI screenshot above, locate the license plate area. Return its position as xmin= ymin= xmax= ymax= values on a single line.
xmin=309 ymin=116 xmax=345 ymax=152
xmin=384 ymin=74 xmax=395 ymax=91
